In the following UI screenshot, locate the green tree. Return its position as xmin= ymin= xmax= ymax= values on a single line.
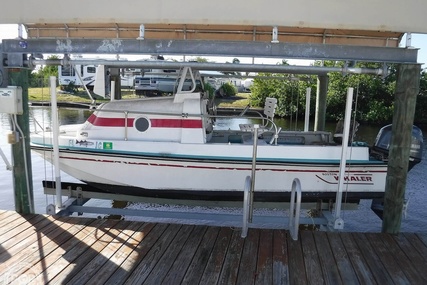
xmin=414 ymin=69 xmax=427 ymax=124
xmin=250 ymin=72 xmax=316 ymax=118
xmin=324 ymin=61 xmax=395 ymax=124
xmin=29 ymin=55 xmax=59 ymax=87
xmin=242 ymin=60 xmax=427 ymax=125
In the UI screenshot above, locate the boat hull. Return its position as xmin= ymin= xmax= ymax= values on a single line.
xmin=32 ymin=146 xmax=387 ymax=201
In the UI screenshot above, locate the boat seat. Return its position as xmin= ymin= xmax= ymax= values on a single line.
xmin=276 ymin=136 xmax=305 ymax=145
xmin=228 ymin=135 xmax=243 ymax=144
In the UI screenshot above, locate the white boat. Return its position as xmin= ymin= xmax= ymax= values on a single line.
xmin=31 ymin=69 xmax=423 ymax=202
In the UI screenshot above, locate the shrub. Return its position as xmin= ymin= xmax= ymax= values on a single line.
xmin=215 ymin=82 xmax=237 ymax=97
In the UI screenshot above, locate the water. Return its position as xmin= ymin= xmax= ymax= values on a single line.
xmin=1 ymin=108 xmax=426 ymax=232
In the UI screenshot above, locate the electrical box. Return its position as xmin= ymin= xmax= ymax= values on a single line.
xmin=0 ymin=86 xmax=23 ymax=115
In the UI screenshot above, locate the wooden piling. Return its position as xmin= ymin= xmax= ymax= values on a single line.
xmin=314 ymin=75 xmax=328 ymax=131
xmin=8 ymin=68 xmax=34 ymax=214
xmin=382 ymin=63 xmax=421 ymax=234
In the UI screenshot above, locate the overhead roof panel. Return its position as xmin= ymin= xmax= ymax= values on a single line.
xmin=23 ymin=23 xmax=402 ymax=48
xmin=1 ymin=0 xmax=426 ymax=33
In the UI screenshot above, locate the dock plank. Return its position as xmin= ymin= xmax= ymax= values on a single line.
xmin=392 ymin=234 xmax=427 ymax=273
xmin=327 ymin=232 xmax=359 ymax=285
xmin=0 ymin=216 xmax=77 ymax=279
xmin=381 ymin=233 xmax=427 ymax=284
xmin=104 ymin=223 xmax=167 ymax=285
xmin=27 ymin=218 xmax=108 ymax=284
xmin=255 ymin=229 xmax=273 ymax=285
xmin=180 ymin=226 xmax=220 ymax=285
xmin=416 ymin=233 xmax=427 ymax=248
xmin=87 ymin=222 xmax=155 ymax=285
xmin=365 ymin=233 xmax=410 ymax=284
xmin=46 ymin=218 xmax=122 ymax=284
xmin=143 ymin=224 xmax=195 ymax=284
xmin=313 ymin=231 xmax=342 ymax=284
xmin=299 ymin=230 xmax=324 ymax=284
xmin=199 ymin=227 xmax=233 ymax=285
xmin=287 ymin=232 xmax=308 ymax=284
xmin=0 ymin=215 xmax=65 ymax=262
xmin=217 ymin=229 xmax=245 ymax=285
xmin=339 ymin=232 xmax=377 ymax=285
xmin=123 ymin=223 xmax=182 ymax=285
xmin=65 ymin=221 xmax=140 ymax=284
xmin=0 ymin=211 xmax=23 ymax=229
xmin=272 ymin=230 xmax=290 ymax=285
xmin=0 ymin=211 xmax=425 ymax=285
xmin=235 ymin=229 xmax=260 ymax=285
xmin=161 ymin=225 xmax=207 ymax=284
xmin=352 ymin=232 xmax=395 ymax=284
xmin=0 ymin=214 xmax=44 ymax=243
xmin=402 ymin=233 xmax=427 ymax=262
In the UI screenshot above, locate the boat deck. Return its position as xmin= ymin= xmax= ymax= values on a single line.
xmin=0 ymin=210 xmax=426 ymax=284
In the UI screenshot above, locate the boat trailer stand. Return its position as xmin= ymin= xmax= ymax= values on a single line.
xmin=43 ymin=184 xmax=353 ymax=235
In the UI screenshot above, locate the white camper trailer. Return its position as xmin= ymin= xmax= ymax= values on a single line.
xmin=58 ymin=64 xmax=97 ymax=90
xmin=58 ymin=64 xmax=135 ymax=92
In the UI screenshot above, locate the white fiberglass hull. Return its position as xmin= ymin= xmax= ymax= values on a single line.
xmin=32 ymin=143 xmax=387 ymax=200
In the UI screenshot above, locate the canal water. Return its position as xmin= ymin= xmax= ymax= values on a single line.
xmin=0 ymin=107 xmax=426 ymax=232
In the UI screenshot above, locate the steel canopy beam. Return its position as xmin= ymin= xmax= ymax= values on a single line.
xmin=30 ymin=59 xmax=383 ymax=76
xmin=1 ymin=38 xmax=418 ymax=64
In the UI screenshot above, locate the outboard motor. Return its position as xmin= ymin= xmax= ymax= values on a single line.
xmin=371 ymin=124 xmax=423 ymax=171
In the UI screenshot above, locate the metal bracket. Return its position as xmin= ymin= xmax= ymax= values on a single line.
xmin=5 ymin=53 xmax=25 ymax=68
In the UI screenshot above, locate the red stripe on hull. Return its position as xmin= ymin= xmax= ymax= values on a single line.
xmin=87 ymin=114 xmax=202 ymax=128
xmin=60 ymin=154 xmax=387 ymax=173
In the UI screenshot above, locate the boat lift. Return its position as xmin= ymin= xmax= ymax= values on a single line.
xmin=40 ymin=72 xmax=356 ymax=238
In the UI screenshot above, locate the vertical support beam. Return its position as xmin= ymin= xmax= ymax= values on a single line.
xmin=314 ymin=75 xmax=328 ymax=131
xmin=382 ymin=63 xmax=420 ymax=234
xmin=304 ymin=87 xmax=311 ymax=132
xmin=9 ymin=69 xmax=34 ymax=214
xmin=0 ymin=44 xmax=8 ymax=88
xmin=109 ymin=68 xmax=121 ymax=100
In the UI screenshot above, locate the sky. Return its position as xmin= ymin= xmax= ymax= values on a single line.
xmin=1 ymin=24 xmax=426 ymax=67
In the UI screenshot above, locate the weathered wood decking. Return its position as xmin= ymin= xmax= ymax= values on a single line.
xmin=0 ymin=210 xmax=426 ymax=284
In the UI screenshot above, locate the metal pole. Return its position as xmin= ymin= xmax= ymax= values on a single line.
xmin=304 ymin=87 xmax=311 ymax=132
xmin=334 ymin=87 xmax=354 ymax=229
xmin=0 ymin=147 xmax=12 ymax=170
xmin=50 ymin=76 xmax=63 ymax=210
xmin=249 ymin=124 xmax=259 ymax=222
xmin=110 ymin=80 xmax=115 ymax=102
xmin=31 ymin=59 xmax=385 ymax=76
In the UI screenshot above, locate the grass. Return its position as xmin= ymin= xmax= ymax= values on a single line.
xmin=215 ymin=93 xmax=251 ymax=108
xmin=27 ymin=87 xmax=252 ymax=108
xmin=28 ymin=87 xmax=142 ymax=103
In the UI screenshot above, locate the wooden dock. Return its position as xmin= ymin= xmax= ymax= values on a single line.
xmin=0 ymin=210 xmax=426 ymax=285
